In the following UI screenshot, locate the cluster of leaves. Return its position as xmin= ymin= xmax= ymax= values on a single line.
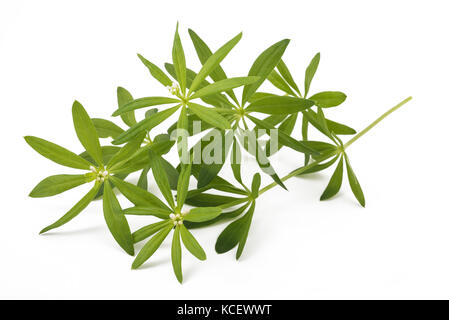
xmin=25 ymin=24 xmax=404 ymax=283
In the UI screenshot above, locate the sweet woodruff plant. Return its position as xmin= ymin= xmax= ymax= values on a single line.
xmin=25 ymin=24 xmax=411 ymax=283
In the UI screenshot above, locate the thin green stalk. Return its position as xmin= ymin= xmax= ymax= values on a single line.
xmin=343 ymin=96 xmax=412 ymax=149
xmin=259 ymin=96 xmax=412 ymax=195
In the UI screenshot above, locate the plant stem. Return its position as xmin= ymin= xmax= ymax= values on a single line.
xmin=259 ymin=96 xmax=412 ymax=195
xmin=343 ymin=96 xmax=412 ymax=149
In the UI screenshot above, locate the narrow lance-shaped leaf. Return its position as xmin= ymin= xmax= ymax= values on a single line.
xmin=91 ymin=118 xmax=124 ymax=139
xmin=230 ymin=138 xmax=244 ymax=187
xmin=189 ymin=32 xmax=242 ymax=93
xmin=72 ymin=101 xmax=103 ymax=166
xmin=246 ymin=95 xmax=314 ymax=115
xmin=107 ymin=132 xmax=146 ymax=171
xmin=237 ymin=128 xmax=287 ymax=190
xmin=187 ymin=102 xmax=230 ymax=130
xmin=137 ymin=166 xmax=150 ymax=190
xmin=246 ymin=114 xmax=318 ymax=155
xmin=309 ymin=91 xmax=347 ymax=108
xmin=190 ymin=76 xmax=259 ymax=100
xmin=103 ymin=181 xmax=134 ymax=255
xmin=304 ymin=52 xmax=320 ymax=97
xmin=242 ymin=39 xmax=290 ymax=105
xmin=24 ymin=136 xmax=91 ymax=170
xmin=267 ymin=70 xmax=296 ymax=96
xmin=176 ymin=106 xmax=188 ymax=158
xmin=137 ymin=54 xmax=172 ymax=87
xmin=112 ymin=104 xmax=181 ymax=145
xmin=180 ymin=224 xmax=206 ymax=260
xmin=277 ymin=59 xmax=300 ymax=95
xmin=117 ymin=87 xmax=137 ymax=127
xmin=29 ymin=174 xmax=89 ymax=198
xmin=320 ymin=156 xmax=344 ymax=201
xmin=112 ymin=97 xmax=180 ymax=116
xmin=236 ymin=201 xmax=256 ymax=259
xmin=149 ymin=150 xmax=176 ymax=210
xmin=176 ymin=162 xmax=192 ymax=210
xmin=184 ymin=207 xmax=222 ymax=222
xmin=132 ymin=225 xmax=173 ymax=269
xmin=39 ymin=183 xmax=101 ymax=234
xmin=110 ymin=176 xmax=171 ymax=211
xmin=123 ymin=206 xmax=171 ymax=219
xmin=133 ymin=220 xmax=172 ymax=244
xmin=215 ymin=201 xmax=255 ymax=259
xmin=172 ymin=23 xmax=186 ymax=94
xmin=344 ymin=153 xmax=366 ymax=207
xmin=171 ymin=226 xmax=183 ymax=283
xmin=251 ymin=173 xmax=261 ymax=199
xmin=188 ymin=28 xmax=239 ymax=105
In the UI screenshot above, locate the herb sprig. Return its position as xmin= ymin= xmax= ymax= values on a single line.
xmin=25 ymin=24 xmax=412 ymax=283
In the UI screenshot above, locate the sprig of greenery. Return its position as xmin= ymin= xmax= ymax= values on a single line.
xmin=25 ymin=23 xmax=412 ymax=283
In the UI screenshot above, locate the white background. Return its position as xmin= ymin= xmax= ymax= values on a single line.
xmin=1 ymin=0 xmax=448 ymax=299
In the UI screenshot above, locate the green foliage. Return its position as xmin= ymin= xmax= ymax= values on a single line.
xmin=25 ymin=23 xmax=411 ymax=283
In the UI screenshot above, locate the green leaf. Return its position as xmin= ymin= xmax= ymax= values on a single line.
xmin=246 ymin=96 xmax=314 ymax=115
xmin=72 ymin=101 xmax=103 ymax=166
xmin=133 ymin=220 xmax=171 ymax=244
xmin=188 ymin=29 xmax=239 ymax=105
xmin=245 ymin=114 xmax=318 ymax=155
xmin=184 ymin=207 xmax=222 ymax=222
xmin=185 ymin=193 xmax=244 ymax=207
xmin=320 ymin=156 xmax=344 ymax=201
xmin=172 ymin=23 xmax=186 ymax=94
xmin=230 ymin=138 xmax=243 ymax=186
xmin=180 ymin=224 xmax=206 ymax=260
xmin=296 ymin=155 xmax=340 ymax=175
xmin=137 ymin=166 xmax=150 ymax=190
xmin=171 ymin=226 xmax=183 ymax=283
xmin=132 ymin=225 xmax=172 ymax=269
xmin=176 ymin=162 xmax=192 ymax=210
xmin=39 ymin=183 xmax=101 ymax=234
xmin=236 ymin=202 xmax=256 ymax=259
xmin=189 ymin=32 xmax=242 ymax=94
xmin=237 ymin=128 xmax=287 ymax=190
xmin=161 ymin=157 xmax=180 ymax=190
xmin=187 ymin=102 xmax=230 ymax=130
xmin=123 ymin=206 xmax=172 ymax=219
xmin=266 ymin=113 xmax=298 ymax=155
xmin=112 ymin=104 xmax=181 ymax=145
xmin=326 ymin=119 xmax=357 ymax=135
xmin=29 ymin=174 xmax=89 ymax=198
xmin=242 ymin=39 xmax=290 ymax=105
xmin=184 ymin=201 xmax=250 ymax=229
xmin=103 ymin=181 xmax=134 ymax=255
xmin=309 ymin=91 xmax=347 ymax=108
xmin=267 ymin=70 xmax=296 ymax=96
xmin=112 ymin=97 xmax=180 ymax=116
xmin=91 ymin=118 xmax=124 ymax=139
xmin=251 ymin=173 xmax=261 ymax=199
xmin=79 ymin=146 xmax=121 ymax=167
xmin=137 ymin=54 xmax=172 ymax=87
xmin=176 ymin=106 xmax=188 ymax=157
xmin=196 ymin=130 xmax=233 ymax=188
xmin=215 ymin=201 xmax=255 ymax=259
xmin=344 ymin=153 xmax=365 ymax=207
xmin=24 ymin=136 xmax=91 ymax=170
xmin=107 ymin=132 xmax=145 ymax=171
xmin=110 ymin=176 xmax=171 ymax=211
xmin=190 ymin=77 xmax=258 ymax=100
xmin=117 ymin=87 xmax=137 ymax=127
xmin=304 ymin=52 xmax=320 ymax=97
xmin=149 ymin=149 xmax=176 ymax=209
xmin=277 ymin=59 xmax=300 ymax=95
